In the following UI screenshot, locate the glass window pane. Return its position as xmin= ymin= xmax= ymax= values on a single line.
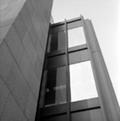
xmin=70 ymin=61 xmax=98 ymax=102
xmin=68 ymin=27 xmax=86 ymax=48
xmin=45 ymin=66 xmax=67 ymax=106
xmin=47 ymin=31 xmax=65 ymax=53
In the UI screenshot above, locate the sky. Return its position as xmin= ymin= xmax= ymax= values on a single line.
xmin=52 ymin=0 xmax=120 ymax=104
xmin=70 ymin=61 xmax=98 ymax=102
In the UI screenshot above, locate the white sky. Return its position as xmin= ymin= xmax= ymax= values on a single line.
xmin=70 ymin=61 xmax=98 ymax=102
xmin=52 ymin=0 xmax=120 ymax=104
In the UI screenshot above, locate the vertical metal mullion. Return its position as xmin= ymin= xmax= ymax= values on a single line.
xmin=64 ymin=20 xmax=71 ymax=121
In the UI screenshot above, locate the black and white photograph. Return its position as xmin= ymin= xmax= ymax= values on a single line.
xmin=0 ymin=0 xmax=120 ymax=121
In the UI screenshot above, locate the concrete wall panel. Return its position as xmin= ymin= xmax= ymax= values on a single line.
xmin=0 ymin=0 xmax=53 ymax=120
xmin=0 ymin=78 xmax=9 ymax=118
xmin=1 ymin=94 xmax=27 ymax=121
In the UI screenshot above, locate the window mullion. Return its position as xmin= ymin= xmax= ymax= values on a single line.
xmin=64 ymin=20 xmax=72 ymax=121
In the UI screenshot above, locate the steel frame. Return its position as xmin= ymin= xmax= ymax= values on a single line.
xmin=35 ymin=16 xmax=120 ymax=121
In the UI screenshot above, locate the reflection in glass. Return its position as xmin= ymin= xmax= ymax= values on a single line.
xmin=45 ymin=66 xmax=66 ymax=106
xmin=68 ymin=27 xmax=86 ymax=47
xmin=70 ymin=61 xmax=98 ymax=102
xmin=47 ymin=31 xmax=65 ymax=53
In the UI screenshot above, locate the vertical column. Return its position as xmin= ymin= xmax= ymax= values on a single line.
xmin=35 ymin=26 xmax=51 ymax=121
xmin=83 ymin=18 xmax=120 ymax=121
xmin=64 ymin=20 xmax=71 ymax=121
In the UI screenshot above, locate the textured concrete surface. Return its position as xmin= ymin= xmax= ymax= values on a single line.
xmin=0 ymin=0 xmax=26 ymax=41
xmin=0 ymin=0 xmax=53 ymax=120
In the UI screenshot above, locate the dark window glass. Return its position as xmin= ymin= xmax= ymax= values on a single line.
xmin=44 ymin=66 xmax=67 ymax=106
xmin=47 ymin=31 xmax=66 ymax=53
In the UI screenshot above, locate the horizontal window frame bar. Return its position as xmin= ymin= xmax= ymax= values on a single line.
xmin=47 ymin=44 xmax=88 ymax=58
xmin=51 ymin=17 xmax=82 ymax=28
xmin=46 ymin=49 xmax=90 ymax=69
xmin=41 ymin=98 xmax=100 ymax=117
xmin=51 ymin=18 xmax=83 ymax=33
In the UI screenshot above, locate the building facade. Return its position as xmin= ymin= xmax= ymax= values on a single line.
xmin=35 ymin=17 xmax=120 ymax=121
xmin=0 ymin=0 xmax=120 ymax=121
xmin=0 ymin=0 xmax=53 ymax=121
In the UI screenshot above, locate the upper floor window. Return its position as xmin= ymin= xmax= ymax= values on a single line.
xmin=68 ymin=27 xmax=86 ymax=47
xmin=70 ymin=61 xmax=98 ymax=102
